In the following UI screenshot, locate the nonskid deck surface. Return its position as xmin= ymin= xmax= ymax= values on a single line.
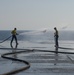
xmin=1 ymin=47 xmax=74 ymax=75
xmin=16 ymin=52 xmax=74 ymax=75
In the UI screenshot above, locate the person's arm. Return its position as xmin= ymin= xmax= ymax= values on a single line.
xmin=16 ymin=32 xmax=18 ymax=35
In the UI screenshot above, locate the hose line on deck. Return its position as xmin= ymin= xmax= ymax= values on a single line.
xmin=0 ymin=36 xmax=11 ymax=43
xmin=1 ymin=46 xmax=74 ymax=75
xmin=1 ymin=49 xmax=33 ymax=75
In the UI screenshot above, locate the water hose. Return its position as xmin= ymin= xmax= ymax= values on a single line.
xmin=0 ymin=36 xmax=11 ymax=43
xmin=1 ymin=46 xmax=74 ymax=75
xmin=0 ymin=31 xmax=23 ymax=43
xmin=1 ymin=49 xmax=33 ymax=75
xmin=34 ymin=49 xmax=74 ymax=54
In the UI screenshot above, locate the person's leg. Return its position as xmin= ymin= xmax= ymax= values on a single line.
xmin=55 ymin=37 xmax=58 ymax=54
xmin=56 ymin=37 xmax=58 ymax=47
xmin=10 ymin=36 xmax=14 ymax=47
xmin=14 ymin=36 xmax=18 ymax=45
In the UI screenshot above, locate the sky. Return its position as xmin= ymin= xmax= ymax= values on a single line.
xmin=0 ymin=0 xmax=74 ymax=30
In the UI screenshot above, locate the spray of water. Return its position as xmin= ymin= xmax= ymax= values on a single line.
xmin=20 ymin=28 xmax=49 ymax=36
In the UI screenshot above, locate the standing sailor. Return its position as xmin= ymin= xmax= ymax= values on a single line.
xmin=54 ymin=27 xmax=59 ymax=54
xmin=10 ymin=28 xmax=18 ymax=47
xmin=54 ymin=27 xmax=59 ymax=47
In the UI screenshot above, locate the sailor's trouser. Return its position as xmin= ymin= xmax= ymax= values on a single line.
xmin=10 ymin=35 xmax=18 ymax=45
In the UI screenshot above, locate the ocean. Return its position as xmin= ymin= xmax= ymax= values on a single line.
xmin=0 ymin=30 xmax=74 ymax=48
xmin=0 ymin=30 xmax=74 ymax=41
xmin=0 ymin=30 xmax=74 ymax=50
